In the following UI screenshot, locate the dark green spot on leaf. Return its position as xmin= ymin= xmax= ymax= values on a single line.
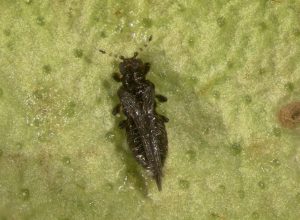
xmin=33 ymin=118 xmax=41 ymax=127
xmin=294 ymin=29 xmax=300 ymax=37
xmin=142 ymin=18 xmax=153 ymax=28
xmin=37 ymin=132 xmax=51 ymax=142
xmin=33 ymin=88 xmax=48 ymax=100
xmin=258 ymin=22 xmax=267 ymax=31
xmin=219 ymin=184 xmax=226 ymax=192
xmin=212 ymin=90 xmax=220 ymax=99
xmin=258 ymin=181 xmax=266 ymax=189
xmin=16 ymin=142 xmax=24 ymax=150
xmin=244 ymin=95 xmax=252 ymax=104
xmin=227 ymin=61 xmax=234 ymax=69
xmin=102 ymin=80 xmax=111 ymax=90
xmin=296 ymin=192 xmax=300 ymax=202
xmin=186 ymin=149 xmax=196 ymax=162
xmin=65 ymin=101 xmax=76 ymax=117
xmin=177 ymin=3 xmax=185 ymax=12
xmin=6 ymin=41 xmax=14 ymax=51
xmin=96 ymin=96 xmax=101 ymax=104
xmin=100 ymin=31 xmax=106 ymax=38
xmin=84 ymin=56 xmax=92 ymax=64
xmin=74 ymin=49 xmax=83 ymax=58
xmin=20 ymin=188 xmax=30 ymax=200
xmin=252 ymin=211 xmax=259 ymax=218
xmin=231 ymin=143 xmax=242 ymax=155
xmin=211 ymin=212 xmax=222 ymax=218
xmin=259 ymin=68 xmax=266 ymax=76
xmin=272 ymin=127 xmax=281 ymax=137
xmin=178 ymin=179 xmax=190 ymax=190
xmin=271 ymin=158 xmax=280 ymax=167
xmin=104 ymin=182 xmax=114 ymax=191
xmin=3 ymin=29 xmax=11 ymax=36
xmin=238 ymin=190 xmax=245 ymax=199
xmin=24 ymin=0 xmax=33 ymax=4
xmin=105 ymin=131 xmax=115 ymax=142
xmin=42 ymin=65 xmax=52 ymax=74
xmin=217 ymin=17 xmax=226 ymax=27
xmin=36 ymin=16 xmax=45 ymax=26
xmin=284 ymin=82 xmax=294 ymax=92
xmin=62 ymin=156 xmax=71 ymax=165
xmin=188 ymin=38 xmax=195 ymax=47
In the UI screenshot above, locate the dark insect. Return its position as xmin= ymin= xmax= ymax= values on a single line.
xmin=100 ymin=36 xmax=169 ymax=191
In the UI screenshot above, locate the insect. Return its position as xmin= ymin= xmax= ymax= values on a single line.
xmin=100 ymin=36 xmax=169 ymax=191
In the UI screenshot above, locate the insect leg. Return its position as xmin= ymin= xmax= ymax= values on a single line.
xmin=118 ymin=120 xmax=127 ymax=129
xmin=156 ymin=94 xmax=168 ymax=102
xmin=112 ymin=72 xmax=122 ymax=82
xmin=112 ymin=104 xmax=121 ymax=115
xmin=159 ymin=114 xmax=169 ymax=123
xmin=145 ymin=63 xmax=151 ymax=74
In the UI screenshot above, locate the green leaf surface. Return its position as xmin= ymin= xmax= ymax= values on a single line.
xmin=0 ymin=0 xmax=300 ymax=219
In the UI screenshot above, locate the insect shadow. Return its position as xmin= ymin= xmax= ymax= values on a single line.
xmin=102 ymin=37 xmax=227 ymax=194
xmin=102 ymin=78 xmax=149 ymax=195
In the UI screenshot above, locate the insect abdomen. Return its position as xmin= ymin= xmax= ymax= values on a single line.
xmin=125 ymin=114 xmax=168 ymax=190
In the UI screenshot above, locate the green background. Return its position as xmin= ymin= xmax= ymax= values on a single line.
xmin=0 ymin=0 xmax=300 ymax=219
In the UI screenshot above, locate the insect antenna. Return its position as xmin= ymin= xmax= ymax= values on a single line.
xmin=98 ymin=48 xmax=124 ymax=60
xmin=138 ymin=35 xmax=153 ymax=52
xmin=99 ymin=35 xmax=153 ymax=59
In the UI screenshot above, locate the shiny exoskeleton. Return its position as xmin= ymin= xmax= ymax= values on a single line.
xmin=112 ymin=52 xmax=168 ymax=191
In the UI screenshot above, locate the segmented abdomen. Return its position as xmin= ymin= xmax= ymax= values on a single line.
xmin=125 ymin=113 xmax=168 ymax=172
